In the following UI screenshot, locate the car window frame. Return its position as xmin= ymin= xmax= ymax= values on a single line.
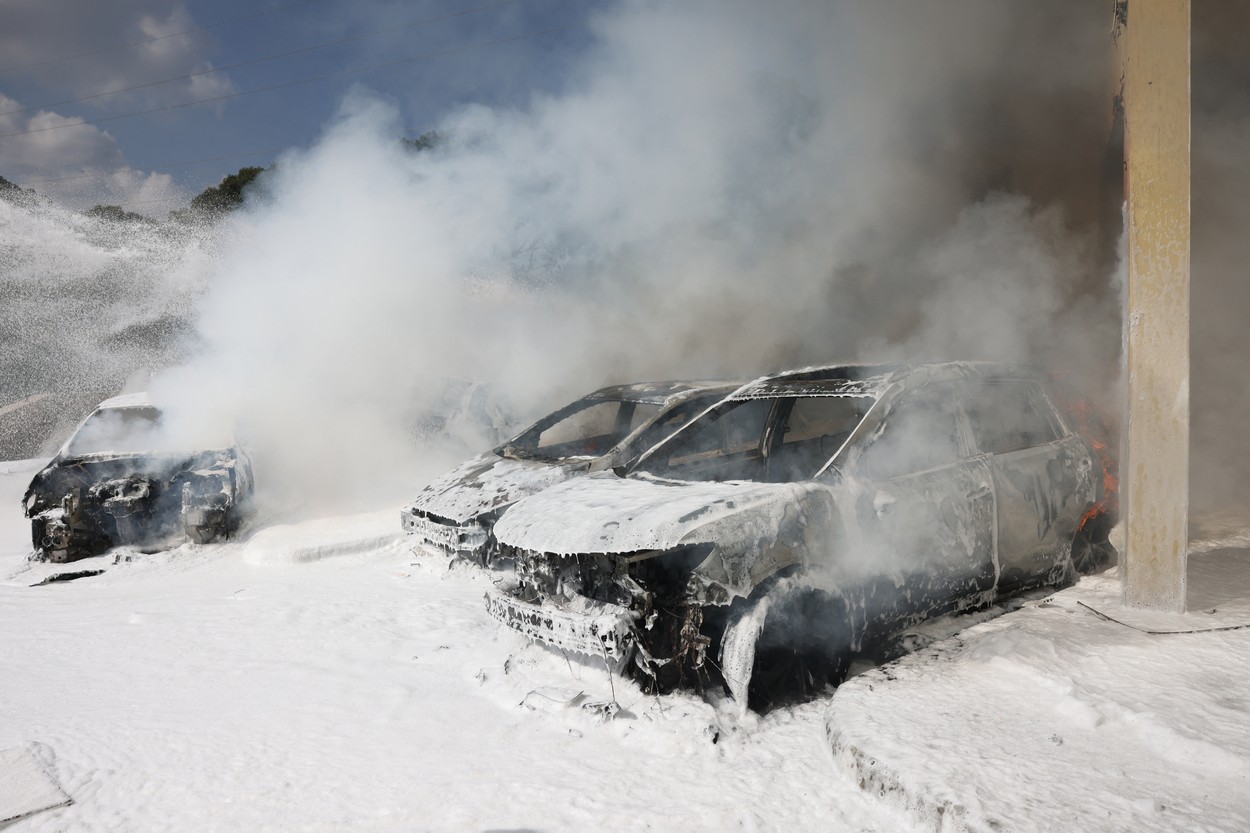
xmin=763 ymin=394 xmax=877 ymax=482
xmin=958 ymin=379 xmax=1066 ymax=457
xmin=851 ymin=382 xmax=976 ymax=482
xmin=614 ymin=393 xmax=724 ymax=464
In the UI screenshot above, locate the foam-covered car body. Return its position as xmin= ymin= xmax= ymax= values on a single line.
xmin=488 ymin=363 xmax=1110 ymax=707
xmin=400 ymin=381 xmax=739 ymax=562
xmin=22 ymin=393 xmax=253 ymax=563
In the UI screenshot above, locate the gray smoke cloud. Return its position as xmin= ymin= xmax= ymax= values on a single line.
xmin=10 ymin=0 xmax=1184 ymax=517
xmin=1191 ymin=0 xmax=1250 ymax=512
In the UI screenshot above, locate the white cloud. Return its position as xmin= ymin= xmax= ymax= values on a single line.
xmin=0 ymin=0 xmax=236 ymax=111
xmin=0 ymin=92 xmax=184 ymax=214
xmin=0 ymin=0 xmax=232 ymax=212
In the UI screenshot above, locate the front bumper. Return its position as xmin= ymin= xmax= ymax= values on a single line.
xmin=484 ymin=587 xmax=637 ymax=663
xmin=401 ymin=508 xmax=487 ymax=557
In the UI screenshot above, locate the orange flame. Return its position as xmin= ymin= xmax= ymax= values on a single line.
xmin=1046 ymin=373 xmax=1119 ymax=532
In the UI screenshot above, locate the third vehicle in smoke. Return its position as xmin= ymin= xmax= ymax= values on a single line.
xmin=485 ymin=363 xmax=1117 ymax=711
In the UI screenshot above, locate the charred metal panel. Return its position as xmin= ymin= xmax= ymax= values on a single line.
xmin=990 ymin=437 xmax=1094 ymax=590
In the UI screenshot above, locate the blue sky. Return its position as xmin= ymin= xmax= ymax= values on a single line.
xmin=0 ymin=0 xmax=603 ymax=213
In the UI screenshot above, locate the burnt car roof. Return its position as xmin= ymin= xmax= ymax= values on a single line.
xmin=584 ymin=380 xmax=741 ymax=406
xmin=628 ymin=362 xmax=1048 ymax=473
xmin=732 ymin=378 xmax=885 ymax=399
xmin=734 ymin=361 xmax=1041 ymax=399
xmin=94 ymin=391 xmax=158 ymax=411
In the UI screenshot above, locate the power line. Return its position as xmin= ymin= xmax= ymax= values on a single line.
xmin=0 ymin=0 xmax=328 ymax=76
xmin=0 ymin=0 xmax=520 ymax=119
xmin=15 ymin=148 xmax=288 ymax=188
xmin=0 ymin=25 xmax=582 ymax=141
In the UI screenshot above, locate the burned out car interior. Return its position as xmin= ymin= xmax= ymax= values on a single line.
xmin=487 ymin=363 xmax=1117 ymax=712
xmin=631 ymin=383 xmax=876 ymax=484
xmin=400 ymin=381 xmax=739 ymax=563
xmin=22 ymin=394 xmax=254 ymax=563
xmin=499 ymin=385 xmax=729 ymax=464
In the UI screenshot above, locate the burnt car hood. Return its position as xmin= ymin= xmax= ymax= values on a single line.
xmin=25 ymin=449 xmax=235 ymax=507
xmin=405 ymin=452 xmax=590 ymax=524
xmin=492 ymin=472 xmax=819 ymax=555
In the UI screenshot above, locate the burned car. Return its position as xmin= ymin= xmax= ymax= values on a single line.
xmin=401 ymin=381 xmax=739 ymax=563
xmin=23 ymin=393 xmax=254 ymax=563
xmin=404 ymin=377 xmax=519 ymax=455
xmin=486 ymin=363 xmax=1115 ymax=710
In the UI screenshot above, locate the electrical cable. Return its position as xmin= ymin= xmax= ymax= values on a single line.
xmin=15 ymin=148 xmax=288 ymax=188
xmin=0 ymin=0 xmax=519 ymax=119
xmin=0 ymin=0 xmax=328 ymax=76
xmin=1077 ymin=601 xmax=1250 ymax=634
xmin=0 ymin=24 xmax=582 ymax=141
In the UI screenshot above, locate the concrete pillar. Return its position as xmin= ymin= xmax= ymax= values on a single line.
xmin=1122 ymin=0 xmax=1190 ymax=611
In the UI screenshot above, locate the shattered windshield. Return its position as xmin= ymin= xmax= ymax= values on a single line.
xmin=66 ymin=407 xmax=167 ymax=456
xmin=633 ymin=394 xmax=876 ymax=483
xmin=502 ymin=396 xmax=663 ymax=462
xmin=65 ymin=406 xmax=232 ymax=456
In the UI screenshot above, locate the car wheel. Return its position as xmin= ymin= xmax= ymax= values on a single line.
xmin=1071 ymin=518 xmax=1117 ymax=576
xmin=720 ymin=585 xmax=852 ymax=713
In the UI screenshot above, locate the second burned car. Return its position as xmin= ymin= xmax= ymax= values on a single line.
xmin=23 ymin=392 xmax=254 ymax=563
xmin=400 ymin=381 xmax=740 ymax=563
xmin=486 ymin=363 xmax=1115 ymax=710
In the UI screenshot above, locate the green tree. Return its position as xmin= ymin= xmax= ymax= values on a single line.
xmin=0 ymin=174 xmax=40 ymax=205
xmin=85 ymin=204 xmax=149 ymax=223
xmin=187 ymin=166 xmax=266 ymax=215
xmin=401 ymin=131 xmax=446 ymax=153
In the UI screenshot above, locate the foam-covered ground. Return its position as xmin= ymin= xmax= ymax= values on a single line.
xmin=827 ymin=526 xmax=1250 ymax=833
xmin=0 ymin=461 xmax=907 ymax=832
xmin=12 ymin=452 xmax=1245 ymax=833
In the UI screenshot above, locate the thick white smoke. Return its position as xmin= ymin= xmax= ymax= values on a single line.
xmin=5 ymin=0 xmax=1147 ymax=517
xmin=140 ymin=0 xmax=1127 ymax=515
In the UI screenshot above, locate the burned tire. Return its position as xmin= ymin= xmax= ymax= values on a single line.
xmin=721 ymin=585 xmax=852 ymax=713
xmin=1071 ymin=515 xmax=1117 ymax=576
xmin=749 ymin=589 xmax=851 ymax=712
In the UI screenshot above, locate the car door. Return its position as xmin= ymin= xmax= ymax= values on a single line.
xmin=849 ymin=383 xmax=998 ymax=630
xmin=959 ymin=380 xmax=1082 ymax=591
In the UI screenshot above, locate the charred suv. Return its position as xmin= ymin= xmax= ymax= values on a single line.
xmin=400 ymin=381 xmax=738 ymax=563
xmin=488 ymin=364 xmax=1115 ymax=710
xmin=23 ymin=393 xmax=254 ymax=563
